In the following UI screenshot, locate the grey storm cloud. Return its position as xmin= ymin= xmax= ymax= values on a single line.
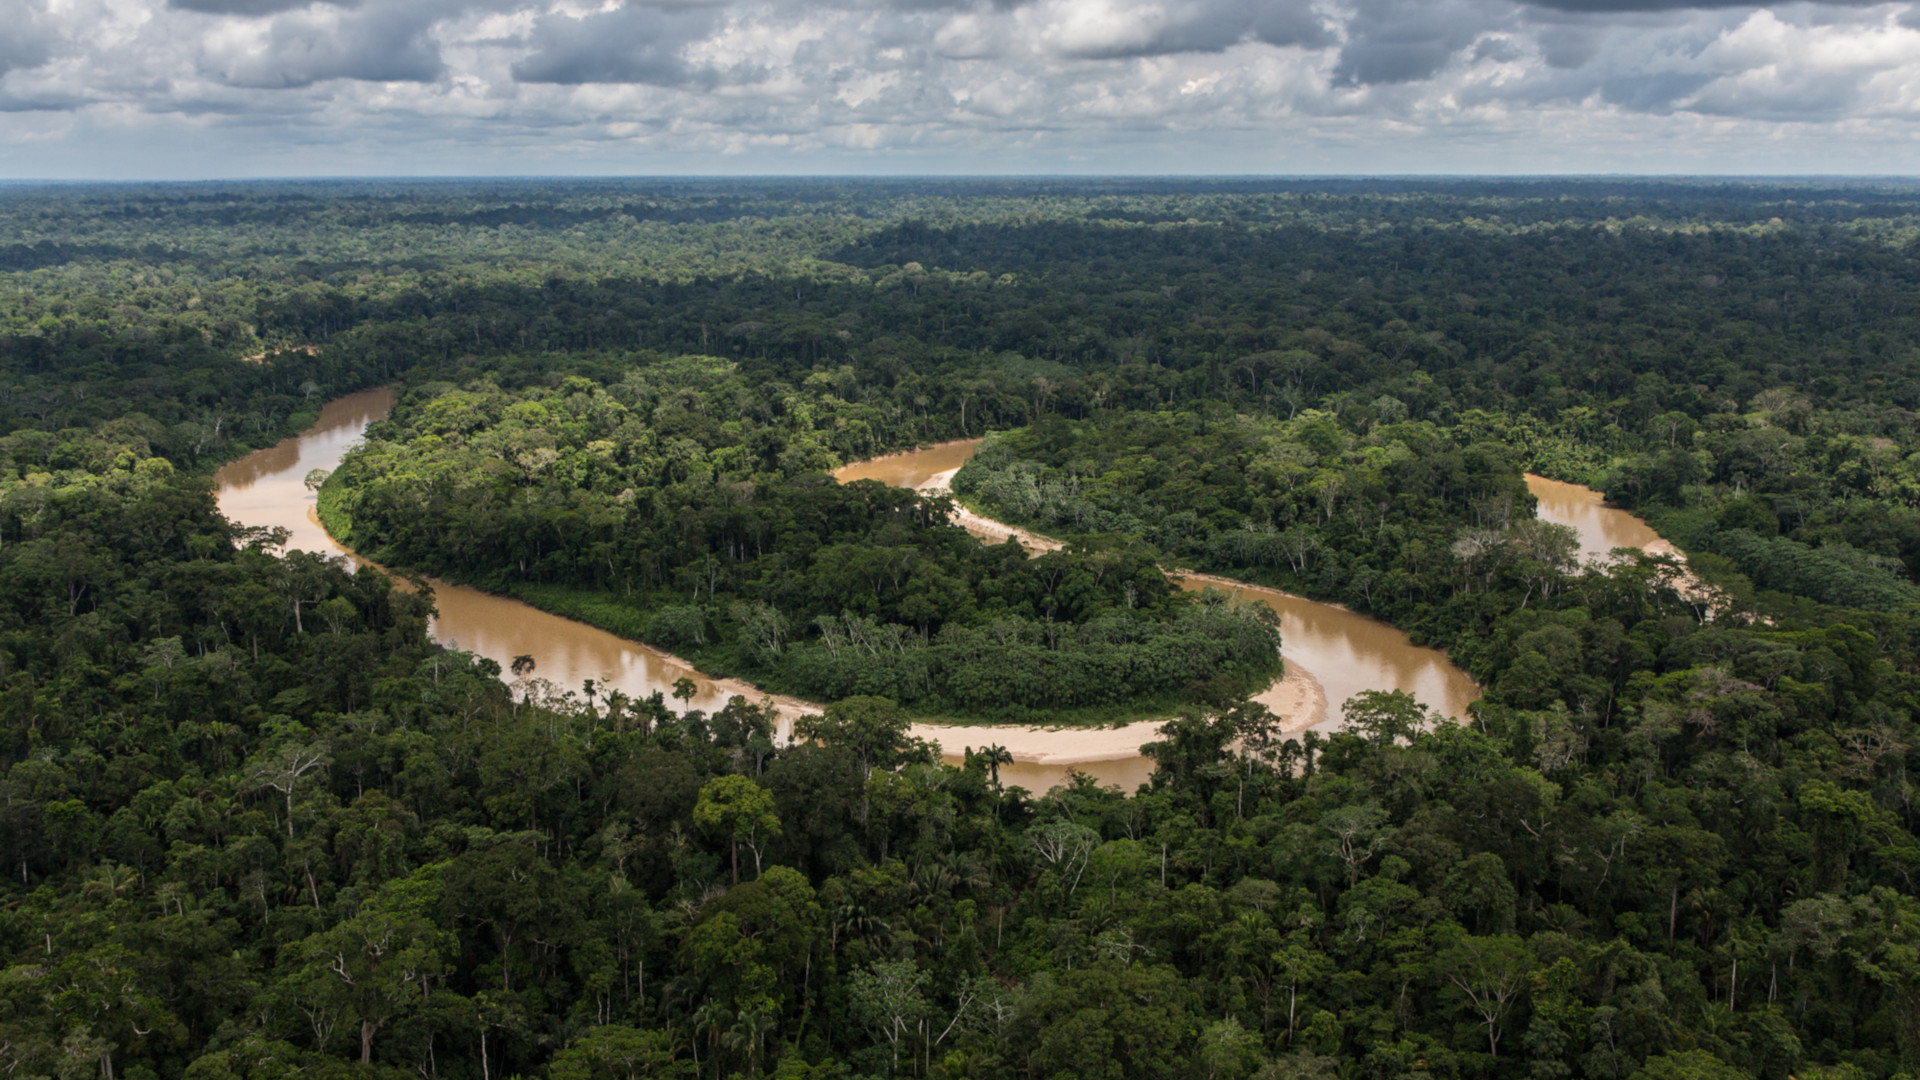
xmin=207 ymin=5 xmax=448 ymax=87
xmin=1533 ymin=23 xmax=1606 ymax=68
xmin=1333 ymin=0 xmax=1512 ymax=85
xmin=511 ymin=5 xmax=726 ymax=86
xmin=0 ymin=0 xmax=57 ymax=77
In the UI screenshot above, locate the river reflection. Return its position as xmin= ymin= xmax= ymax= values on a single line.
xmin=1174 ymin=576 xmax=1480 ymax=734
xmin=1527 ymin=474 xmax=1681 ymax=564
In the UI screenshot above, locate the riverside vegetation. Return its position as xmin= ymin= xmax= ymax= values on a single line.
xmin=0 ymin=178 xmax=1919 ymax=1078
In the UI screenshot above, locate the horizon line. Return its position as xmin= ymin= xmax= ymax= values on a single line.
xmin=5 ymin=172 xmax=1920 ymax=186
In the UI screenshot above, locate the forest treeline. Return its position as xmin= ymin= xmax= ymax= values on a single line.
xmin=0 ymin=179 xmax=1918 ymax=1079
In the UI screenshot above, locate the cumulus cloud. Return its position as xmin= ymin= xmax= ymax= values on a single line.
xmin=0 ymin=0 xmax=59 ymax=76
xmin=3 ymin=0 xmax=1920 ymax=174
xmin=511 ymin=4 xmax=726 ymax=86
xmin=200 ymin=3 xmax=449 ymax=86
xmin=1038 ymin=0 xmax=1332 ymax=59
xmin=170 ymin=0 xmax=350 ymax=15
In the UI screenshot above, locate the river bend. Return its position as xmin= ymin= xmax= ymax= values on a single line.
xmin=214 ymin=397 xmax=1662 ymax=791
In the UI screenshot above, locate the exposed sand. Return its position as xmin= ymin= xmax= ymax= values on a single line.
xmin=923 ymin=468 xmax=1067 ymax=553
xmin=905 ymin=655 xmax=1328 ymax=766
xmin=241 ymin=343 xmax=320 ymax=364
xmin=907 ymin=719 xmax=1167 ymax=764
xmin=1256 ymin=662 xmax=1332 ymax=736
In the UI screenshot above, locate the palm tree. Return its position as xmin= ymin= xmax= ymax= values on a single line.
xmin=724 ymin=1006 xmax=778 ymax=1077
xmin=690 ymin=1001 xmax=734 ymax=1080
xmin=979 ymin=744 xmax=1013 ymax=786
xmin=82 ymin=863 xmax=138 ymax=901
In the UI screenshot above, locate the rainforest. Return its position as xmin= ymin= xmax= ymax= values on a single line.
xmin=2 ymin=177 xmax=1920 ymax=1080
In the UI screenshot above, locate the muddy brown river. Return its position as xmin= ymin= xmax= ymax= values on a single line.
xmin=214 ymin=399 xmax=1668 ymax=792
xmin=1525 ymin=473 xmax=1682 ymax=563
xmin=213 ymin=389 xmax=749 ymax=718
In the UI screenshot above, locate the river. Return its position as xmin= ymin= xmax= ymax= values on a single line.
xmin=213 ymin=399 xmax=1666 ymax=793
xmin=1525 ymin=473 xmax=1683 ymax=563
xmin=212 ymin=389 xmax=751 ymax=719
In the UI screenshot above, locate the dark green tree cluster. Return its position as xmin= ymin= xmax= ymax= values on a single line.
xmin=1569 ymin=392 xmax=1920 ymax=617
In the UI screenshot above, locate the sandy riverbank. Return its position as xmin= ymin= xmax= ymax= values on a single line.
xmin=905 ymin=719 xmax=1165 ymax=764
xmin=926 ymin=469 xmax=1067 ymax=553
xmin=902 ymin=657 xmax=1327 ymax=765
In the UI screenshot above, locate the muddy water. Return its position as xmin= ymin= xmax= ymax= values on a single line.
xmin=214 ymin=388 xmax=396 ymax=559
xmin=1527 ymin=474 xmax=1681 ymax=564
xmin=214 ymin=402 xmax=1142 ymax=788
xmin=1172 ymin=575 xmax=1480 ymax=734
xmin=213 ymin=391 xmax=747 ymax=717
xmin=836 ymin=440 xmax=985 ymax=492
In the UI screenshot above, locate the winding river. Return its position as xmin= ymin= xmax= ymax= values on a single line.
xmin=215 ymin=395 xmax=1663 ymax=792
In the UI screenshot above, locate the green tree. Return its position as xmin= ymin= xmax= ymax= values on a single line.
xmin=693 ymin=776 xmax=781 ymax=885
xmin=847 ymin=959 xmax=929 ymax=1076
xmin=549 ymin=1026 xmax=689 ymax=1080
xmin=287 ymin=866 xmax=454 ymax=1065
xmin=1436 ymin=933 xmax=1532 ymax=1059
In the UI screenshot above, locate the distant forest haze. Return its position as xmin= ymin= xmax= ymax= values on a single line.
xmin=0 ymin=177 xmax=1918 ymax=1079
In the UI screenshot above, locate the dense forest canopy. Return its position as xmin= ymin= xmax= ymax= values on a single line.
xmin=0 ymin=178 xmax=1919 ymax=1080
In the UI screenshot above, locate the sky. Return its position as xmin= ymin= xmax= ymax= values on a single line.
xmin=3 ymin=0 xmax=1920 ymax=177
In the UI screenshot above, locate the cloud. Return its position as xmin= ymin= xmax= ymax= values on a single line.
xmin=510 ymin=5 xmax=726 ymax=86
xmin=1333 ymin=0 xmax=1511 ymax=85
xmin=0 ymin=91 xmax=83 ymax=111
xmin=1527 ymin=0 xmax=1873 ymax=10
xmin=1598 ymin=70 xmax=1713 ymax=110
xmin=201 ymin=3 xmax=449 ymax=87
xmin=0 ymin=0 xmax=58 ymax=77
xmin=1533 ymin=23 xmax=1605 ymax=67
xmin=1038 ymin=0 xmax=1332 ymax=59
xmin=170 ymin=0 xmax=350 ymax=15
xmin=1673 ymin=8 xmax=1920 ymax=119
xmin=4 ymin=0 xmax=1920 ymax=175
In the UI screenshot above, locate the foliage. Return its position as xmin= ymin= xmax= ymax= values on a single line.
xmin=2 ymin=177 xmax=1920 ymax=1080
